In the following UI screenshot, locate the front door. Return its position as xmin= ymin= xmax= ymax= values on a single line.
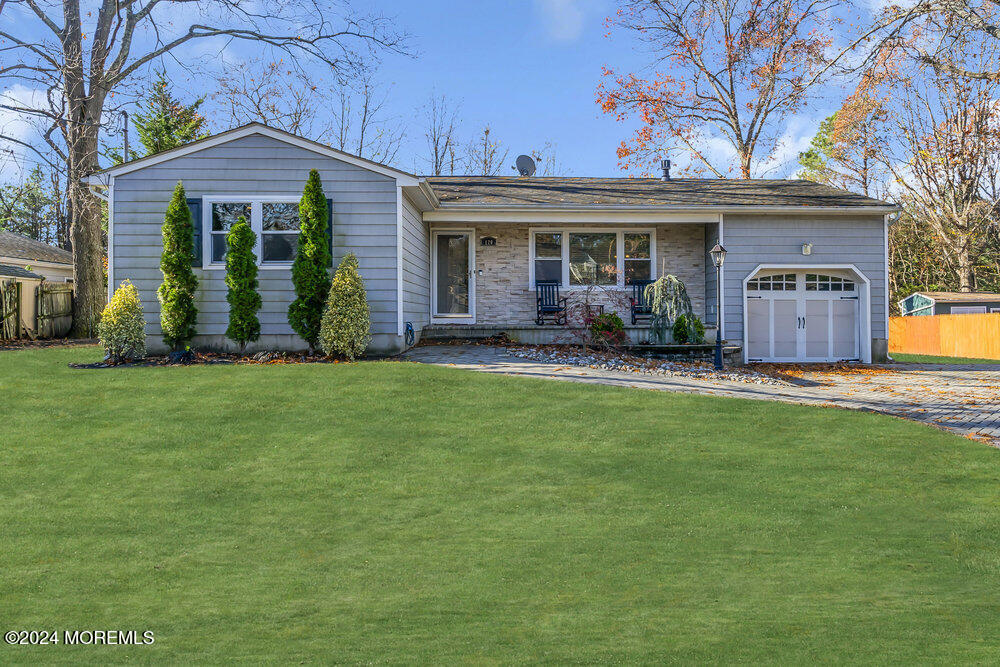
xmin=745 ymin=271 xmax=860 ymax=362
xmin=431 ymin=230 xmax=475 ymax=323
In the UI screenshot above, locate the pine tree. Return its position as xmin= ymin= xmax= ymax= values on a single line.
xmin=157 ymin=181 xmax=199 ymax=350
xmin=134 ymin=71 xmax=209 ymax=157
xmin=288 ymin=169 xmax=331 ymax=351
xmin=225 ymin=216 xmax=262 ymax=353
xmin=319 ymin=253 xmax=371 ymax=360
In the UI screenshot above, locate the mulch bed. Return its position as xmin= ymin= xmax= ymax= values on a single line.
xmin=69 ymin=349 xmax=355 ymax=369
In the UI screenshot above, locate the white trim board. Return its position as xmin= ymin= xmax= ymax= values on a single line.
xmin=396 ymin=186 xmax=404 ymax=337
xmin=86 ymin=123 xmax=420 ymax=185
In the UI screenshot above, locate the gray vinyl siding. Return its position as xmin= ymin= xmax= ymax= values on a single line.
xmin=704 ymin=223 xmax=720 ymax=328
xmin=400 ymin=192 xmax=430 ymax=331
xmin=721 ymin=213 xmax=887 ymax=342
xmin=111 ymin=133 xmax=399 ymax=347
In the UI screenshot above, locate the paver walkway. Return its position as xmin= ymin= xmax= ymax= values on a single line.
xmin=403 ymin=345 xmax=1000 ymax=445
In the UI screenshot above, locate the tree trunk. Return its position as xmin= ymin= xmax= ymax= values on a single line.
xmin=956 ymin=247 xmax=975 ymax=292
xmin=68 ymin=122 xmax=105 ymax=337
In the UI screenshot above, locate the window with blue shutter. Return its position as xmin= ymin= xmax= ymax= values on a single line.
xmin=186 ymin=197 xmax=202 ymax=266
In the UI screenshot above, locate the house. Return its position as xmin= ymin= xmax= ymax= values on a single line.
xmin=86 ymin=123 xmax=896 ymax=363
xmin=0 ymin=231 xmax=73 ymax=282
xmin=899 ymin=291 xmax=1000 ymax=316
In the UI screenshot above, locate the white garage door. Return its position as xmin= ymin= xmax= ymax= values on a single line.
xmin=745 ymin=272 xmax=860 ymax=362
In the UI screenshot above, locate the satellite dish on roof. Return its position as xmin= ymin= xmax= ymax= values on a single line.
xmin=515 ymin=154 xmax=536 ymax=177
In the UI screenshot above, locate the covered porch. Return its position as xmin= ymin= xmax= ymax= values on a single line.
xmin=425 ymin=220 xmax=723 ymax=344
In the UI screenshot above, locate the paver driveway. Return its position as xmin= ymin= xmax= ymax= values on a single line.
xmin=403 ymin=345 xmax=1000 ymax=445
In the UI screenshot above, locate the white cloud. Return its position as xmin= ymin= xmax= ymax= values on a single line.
xmin=536 ymin=0 xmax=586 ymax=42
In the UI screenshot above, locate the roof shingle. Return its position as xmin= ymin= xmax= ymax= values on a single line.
xmin=0 ymin=263 xmax=43 ymax=279
xmin=424 ymin=177 xmax=894 ymax=208
xmin=0 ymin=231 xmax=72 ymax=264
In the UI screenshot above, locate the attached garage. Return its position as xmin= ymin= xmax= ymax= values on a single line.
xmin=743 ymin=265 xmax=871 ymax=363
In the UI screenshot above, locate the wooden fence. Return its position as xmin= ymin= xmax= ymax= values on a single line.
xmin=889 ymin=313 xmax=1000 ymax=360
xmin=36 ymin=283 xmax=73 ymax=338
xmin=0 ymin=279 xmax=21 ymax=339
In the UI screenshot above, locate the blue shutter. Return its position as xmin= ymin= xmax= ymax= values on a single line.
xmin=187 ymin=197 xmax=202 ymax=266
xmin=326 ymin=198 xmax=334 ymax=266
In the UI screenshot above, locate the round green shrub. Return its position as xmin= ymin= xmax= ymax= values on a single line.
xmin=672 ymin=314 xmax=706 ymax=344
xmin=99 ymin=280 xmax=146 ymax=362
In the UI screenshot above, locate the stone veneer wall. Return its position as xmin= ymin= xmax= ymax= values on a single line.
xmin=432 ymin=223 xmax=706 ymax=327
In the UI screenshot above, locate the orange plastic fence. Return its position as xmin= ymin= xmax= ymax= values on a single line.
xmin=889 ymin=313 xmax=1000 ymax=360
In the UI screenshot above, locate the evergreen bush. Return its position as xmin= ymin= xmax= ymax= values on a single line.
xmin=288 ymin=169 xmax=331 ymax=351
xmin=157 ymin=181 xmax=199 ymax=350
xmin=98 ymin=280 xmax=146 ymax=362
xmin=225 ymin=216 xmax=261 ymax=353
xmin=319 ymin=253 xmax=371 ymax=360
xmin=672 ymin=314 xmax=706 ymax=344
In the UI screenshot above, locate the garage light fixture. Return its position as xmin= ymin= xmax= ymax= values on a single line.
xmin=801 ymin=243 xmax=813 ymax=256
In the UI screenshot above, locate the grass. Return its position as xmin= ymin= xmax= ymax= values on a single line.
xmin=892 ymin=352 xmax=1000 ymax=365
xmin=2 ymin=345 xmax=999 ymax=663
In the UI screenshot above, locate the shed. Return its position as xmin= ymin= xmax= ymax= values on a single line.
xmin=0 ymin=263 xmax=44 ymax=338
xmin=899 ymin=291 xmax=1000 ymax=316
xmin=0 ymin=231 xmax=73 ymax=282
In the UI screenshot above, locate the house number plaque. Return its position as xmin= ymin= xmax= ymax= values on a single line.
xmin=480 ymin=237 xmax=497 ymax=246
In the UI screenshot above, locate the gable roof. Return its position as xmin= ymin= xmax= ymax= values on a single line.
xmin=0 ymin=263 xmax=43 ymax=279
xmin=87 ymin=123 xmax=419 ymax=185
xmin=0 ymin=231 xmax=72 ymax=265
xmin=910 ymin=292 xmax=1000 ymax=303
xmin=424 ymin=177 xmax=895 ymax=210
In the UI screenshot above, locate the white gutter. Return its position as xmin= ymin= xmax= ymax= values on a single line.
xmin=430 ymin=203 xmax=899 ymax=214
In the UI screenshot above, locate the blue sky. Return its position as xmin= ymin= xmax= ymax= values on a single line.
xmin=0 ymin=0 xmax=868 ymax=179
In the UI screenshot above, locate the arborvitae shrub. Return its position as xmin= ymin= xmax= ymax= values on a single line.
xmin=98 ymin=280 xmax=146 ymax=362
xmin=319 ymin=253 xmax=371 ymax=360
xmin=225 ymin=216 xmax=261 ymax=353
xmin=288 ymin=169 xmax=331 ymax=351
xmin=157 ymin=181 xmax=198 ymax=349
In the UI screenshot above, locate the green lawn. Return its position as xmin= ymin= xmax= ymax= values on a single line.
xmin=2 ymin=346 xmax=999 ymax=663
xmin=892 ymin=352 xmax=1000 ymax=365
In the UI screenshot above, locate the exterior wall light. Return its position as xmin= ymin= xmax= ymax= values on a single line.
xmin=802 ymin=243 xmax=813 ymax=256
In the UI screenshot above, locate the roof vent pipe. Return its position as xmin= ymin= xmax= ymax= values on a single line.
xmin=661 ymin=159 xmax=671 ymax=181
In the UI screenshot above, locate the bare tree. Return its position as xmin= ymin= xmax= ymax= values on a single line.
xmin=214 ymin=60 xmax=319 ymax=137
xmin=597 ymin=0 xmax=849 ymax=177
xmin=465 ymin=126 xmax=508 ymax=176
xmin=887 ymin=74 xmax=1000 ymax=291
xmin=214 ymin=63 xmax=404 ymax=164
xmin=421 ymin=93 xmax=460 ymax=175
xmin=530 ymin=141 xmax=569 ymax=176
xmin=0 ymin=0 xmax=408 ymax=335
xmin=869 ymin=1 xmax=1000 ymax=82
xmin=330 ymin=73 xmax=405 ymax=164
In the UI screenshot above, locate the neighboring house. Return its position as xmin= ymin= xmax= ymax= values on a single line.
xmin=899 ymin=291 xmax=1000 ymax=316
xmin=86 ymin=123 xmax=896 ymax=363
xmin=0 ymin=231 xmax=74 ymax=282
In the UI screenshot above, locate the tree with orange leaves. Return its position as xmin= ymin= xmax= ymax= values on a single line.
xmin=596 ymin=0 xmax=844 ymax=178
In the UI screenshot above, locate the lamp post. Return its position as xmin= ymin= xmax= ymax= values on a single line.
xmin=709 ymin=243 xmax=727 ymax=370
